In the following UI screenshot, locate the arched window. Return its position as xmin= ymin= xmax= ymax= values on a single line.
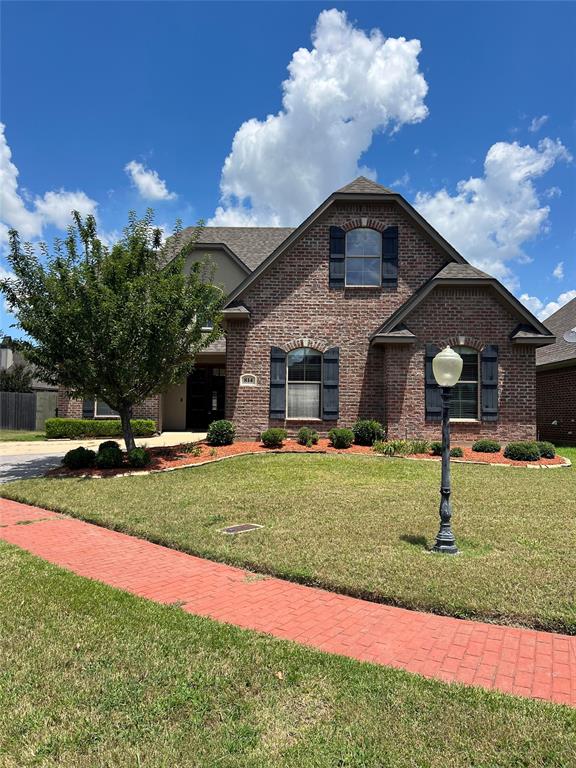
xmin=287 ymin=347 xmax=322 ymax=418
xmin=451 ymin=346 xmax=479 ymax=419
xmin=345 ymin=228 xmax=381 ymax=287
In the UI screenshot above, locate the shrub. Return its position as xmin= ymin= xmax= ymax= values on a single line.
xmin=450 ymin=447 xmax=464 ymax=458
xmin=472 ymin=438 xmax=501 ymax=453
xmin=261 ymin=428 xmax=288 ymax=448
xmin=373 ymin=440 xmax=395 ymax=456
xmin=99 ymin=440 xmax=120 ymax=453
xmin=352 ymin=419 xmax=385 ymax=446
xmin=297 ymin=426 xmax=319 ymax=447
xmin=128 ymin=447 xmax=151 ymax=468
xmin=407 ymin=439 xmax=430 ymax=455
xmin=207 ymin=420 xmax=236 ymax=446
xmin=95 ymin=445 xmax=123 ymax=469
xmin=430 ymin=441 xmax=443 ymax=456
xmin=536 ymin=441 xmax=556 ymax=459
xmin=45 ymin=418 xmax=156 ymax=440
xmin=328 ymin=428 xmax=354 ymax=449
xmin=62 ymin=446 xmax=96 ymax=470
xmin=181 ymin=443 xmax=202 ymax=457
xmin=503 ymin=441 xmax=540 ymax=462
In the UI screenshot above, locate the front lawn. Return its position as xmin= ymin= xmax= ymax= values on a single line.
xmin=3 ymin=453 xmax=575 ymax=633
xmin=1 ymin=541 xmax=574 ymax=767
xmin=0 ymin=429 xmax=45 ymax=441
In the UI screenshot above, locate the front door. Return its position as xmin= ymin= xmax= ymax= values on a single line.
xmin=186 ymin=367 xmax=225 ymax=430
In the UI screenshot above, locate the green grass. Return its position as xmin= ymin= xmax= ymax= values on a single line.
xmin=1 ymin=541 xmax=574 ymax=767
xmin=0 ymin=429 xmax=45 ymax=441
xmin=3 ymin=453 xmax=575 ymax=634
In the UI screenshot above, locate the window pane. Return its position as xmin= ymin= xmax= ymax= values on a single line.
xmin=346 ymin=256 xmax=380 ymax=286
xmin=288 ymin=348 xmax=321 ymax=382
xmin=95 ymin=400 xmax=119 ymax=417
xmin=454 ymin=347 xmax=478 ymax=381
xmin=288 ymin=383 xmax=320 ymax=418
xmin=450 ymin=383 xmax=478 ymax=419
xmin=346 ymin=228 xmax=381 ymax=256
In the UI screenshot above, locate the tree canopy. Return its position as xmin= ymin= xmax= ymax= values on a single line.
xmin=0 ymin=210 xmax=224 ymax=449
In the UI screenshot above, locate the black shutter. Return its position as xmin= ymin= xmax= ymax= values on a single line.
xmin=82 ymin=399 xmax=94 ymax=419
xmin=322 ymin=347 xmax=339 ymax=420
xmin=382 ymin=226 xmax=399 ymax=287
xmin=481 ymin=345 xmax=498 ymax=421
xmin=269 ymin=347 xmax=286 ymax=419
xmin=329 ymin=226 xmax=346 ymax=289
xmin=425 ymin=344 xmax=442 ymax=421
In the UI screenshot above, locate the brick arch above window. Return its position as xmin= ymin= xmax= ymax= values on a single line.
xmin=440 ymin=336 xmax=485 ymax=353
xmin=283 ymin=338 xmax=333 ymax=354
xmin=341 ymin=218 xmax=387 ymax=233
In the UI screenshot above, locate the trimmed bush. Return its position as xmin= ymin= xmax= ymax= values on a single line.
xmin=261 ymin=428 xmax=288 ymax=448
xmin=207 ymin=420 xmax=236 ymax=446
xmin=328 ymin=428 xmax=354 ymax=449
xmin=536 ymin=441 xmax=556 ymax=459
xmin=503 ymin=441 xmax=540 ymax=462
xmin=450 ymin=447 xmax=464 ymax=458
xmin=472 ymin=438 xmax=501 ymax=453
xmin=62 ymin=447 xmax=96 ymax=470
xmin=297 ymin=426 xmax=319 ymax=447
xmin=45 ymin=418 xmax=156 ymax=440
xmin=352 ymin=419 xmax=385 ymax=446
xmin=99 ymin=440 xmax=121 ymax=453
xmin=95 ymin=445 xmax=123 ymax=469
xmin=128 ymin=447 xmax=151 ymax=468
xmin=373 ymin=441 xmax=395 ymax=456
xmin=430 ymin=441 xmax=443 ymax=456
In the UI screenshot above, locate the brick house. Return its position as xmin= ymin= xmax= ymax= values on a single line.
xmin=536 ymin=297 xmax=576 ymax=443
xmin=58 ymin=177 xmax=554 ymax=440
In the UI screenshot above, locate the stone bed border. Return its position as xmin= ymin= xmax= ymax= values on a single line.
xmin=48 ymin=447 xmax=572 ymax=481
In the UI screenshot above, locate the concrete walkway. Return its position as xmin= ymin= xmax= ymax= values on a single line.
xmin=0 ymin=431 xmax=206 ymax=457
xmin=1 ymin=497 xmax=574 ymax=708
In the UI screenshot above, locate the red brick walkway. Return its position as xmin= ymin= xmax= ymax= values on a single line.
xmin=1 ymin=498 xmax=574 ymax=707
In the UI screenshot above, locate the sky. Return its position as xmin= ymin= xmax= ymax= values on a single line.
xmin=1 ymin=1 xmax=575 ymax=335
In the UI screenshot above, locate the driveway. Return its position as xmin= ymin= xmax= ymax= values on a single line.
xmin=0 ymin=452 xmax=65 ymax=483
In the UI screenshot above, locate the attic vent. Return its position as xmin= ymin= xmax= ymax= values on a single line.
xmin=221 ymin=523 xmax=263 ymax=535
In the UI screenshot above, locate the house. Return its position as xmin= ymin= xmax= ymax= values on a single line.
xmin=536 ymin=297 xmax=576 ymax=443
xmin=58 ymin=177 xmax=555 ymax=441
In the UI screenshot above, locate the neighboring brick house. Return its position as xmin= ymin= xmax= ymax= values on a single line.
xmin=58 ymin=177 xmax=554 ymax=440
xmin=536 ymin=297 xmax=576 ymax=443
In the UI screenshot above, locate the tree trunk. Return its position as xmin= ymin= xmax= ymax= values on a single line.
xmin=119 ymin=405 xmax=136 ymax=453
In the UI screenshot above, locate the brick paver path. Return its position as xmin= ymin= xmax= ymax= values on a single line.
xmin=1 ymin=498 xmax=575 ymax=707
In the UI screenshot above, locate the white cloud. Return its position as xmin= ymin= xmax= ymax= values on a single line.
xmin=415 ymin=138 xmax=572 ymax=288
xmin=0 ymin=123 xmax=98 ymax=244
xmin=520 ymin=289 xmax=576 ymax=320
xmin=391 ymin=172 xmax=410 ymax=188
xmin=210 ymin=9 xmax=429 ymax=226
xmin=124 ymin=160 xmax=177 ymax=201
xmin=529 ymin=115 xmax=549 ymax=133
xmin=544 ymin=185 xmax=561 ymax=198
xmin=553 ymin=261 xmax=564 ymax=280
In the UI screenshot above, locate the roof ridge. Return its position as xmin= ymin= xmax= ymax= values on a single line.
xmin=336 ymin=176 xmax=395 ymax=195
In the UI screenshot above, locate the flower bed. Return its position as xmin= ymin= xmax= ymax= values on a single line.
xmin=46 ymin=438 xmax=570 ymax=478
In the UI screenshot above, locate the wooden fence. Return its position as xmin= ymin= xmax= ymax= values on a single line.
xmin=0 ymin=391 xmax=58 ymax=431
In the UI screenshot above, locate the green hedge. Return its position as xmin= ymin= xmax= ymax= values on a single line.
xmin=46 ymin=418 xmax=156 ymax=440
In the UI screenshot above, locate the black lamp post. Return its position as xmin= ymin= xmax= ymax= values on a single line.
xmin=431 ymin=346 xmax=463 ymax=555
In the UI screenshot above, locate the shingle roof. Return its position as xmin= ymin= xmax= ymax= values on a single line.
xmin=336 ymin=176 xmax=395 ymax=195
xmin=536 ymin=297 xmax=576 ymax=367
xmin=434 ymin=262 xmax=493 ymax=280
xmin=181 ymin=226 xmax=294 ymax=271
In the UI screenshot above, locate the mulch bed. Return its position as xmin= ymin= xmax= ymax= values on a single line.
xmin=46 ymin=439 xmax=570 ymax=478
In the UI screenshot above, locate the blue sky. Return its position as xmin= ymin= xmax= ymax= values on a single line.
xmin=1 ymin=1 xmax=575 ymax=334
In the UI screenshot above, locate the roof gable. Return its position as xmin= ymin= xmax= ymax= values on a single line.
xmin=179 ymin=226 xmax=294 ymax=272
xmin=536 ymin=297 xmax=576 ymax=367
xmin=336 ymin=176 xmax=394 ymax=194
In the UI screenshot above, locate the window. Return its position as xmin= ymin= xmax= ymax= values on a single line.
xmin=287 ymin=348 xmax=321 ymax=418
xmin=450 ymin=346 xmax=479 ymax=419
xmin=94 ymin=400 xmax=119 ymax=418
xmin=345 ymin=228 xmax=381 ymax=287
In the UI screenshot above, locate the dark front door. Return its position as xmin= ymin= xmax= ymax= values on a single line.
xmin=186 ymin=367 xmax=225 ymax=430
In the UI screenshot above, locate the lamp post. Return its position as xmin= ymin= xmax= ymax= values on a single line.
xmin=431 ymin=346 xmax=464 ymax=554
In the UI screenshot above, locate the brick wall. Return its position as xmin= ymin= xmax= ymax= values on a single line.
xmin=57 ymin=387 xmax=162 ymax=430
xmin=225 ymin=199 xmax=537 ymax=441
xmin=536 ymin=366 xmax=576 ymax=443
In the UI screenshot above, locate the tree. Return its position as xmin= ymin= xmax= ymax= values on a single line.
xmin=0 ymin=210 xmax=224 ymax=451
xmin=0 ymin=362 xmax=34 ymax=392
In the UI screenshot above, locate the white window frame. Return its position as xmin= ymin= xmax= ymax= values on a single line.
xmin=94 ymin=399 xmax=120 ymax=419
xmin=345 ymin=228 xmax=382 ymax=288
xmin=286 ymin=348 xmax=322 ymax=421
xmin=450 ymin=346 xmax=480 ymax=422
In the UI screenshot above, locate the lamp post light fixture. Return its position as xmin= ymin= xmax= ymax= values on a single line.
xmin=431 ymin=346 xmax=464 ymax=554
